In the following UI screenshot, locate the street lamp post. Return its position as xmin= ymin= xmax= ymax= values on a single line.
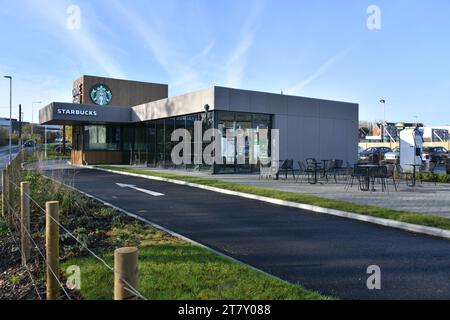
xmin=379 ymin=99 xmax=386 ymax=143
xmin=44 ymin=125 xmax=47 ymax=159
xmin=4 ymin=76 xmax=12 ymax=163
xmin=31 ymin=101 xmax=42 ymax=149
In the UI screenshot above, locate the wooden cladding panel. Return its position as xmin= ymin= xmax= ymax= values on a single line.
xmin=71 ymin=150 xmax=123 ymax=165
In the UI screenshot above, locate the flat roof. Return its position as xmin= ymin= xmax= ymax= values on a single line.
xmin=40 ymin=85 xmax=358 ymax=125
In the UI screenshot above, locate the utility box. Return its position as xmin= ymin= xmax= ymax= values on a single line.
xmin=399 ymin=127 xmax=424 ymax=173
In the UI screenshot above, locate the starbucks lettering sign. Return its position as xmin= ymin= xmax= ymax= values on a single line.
xmin=90 ymin=84 xmax=113 ymax=106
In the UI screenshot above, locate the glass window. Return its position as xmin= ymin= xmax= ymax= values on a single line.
xmin=83 ymin=125 xmax=121 ymax=151
xmin=215 ymin=111 xmax=272 ymax=173
xmin=156 ymin=120 xmax=165 ymax=166
xmin=147 ymin=123 xmax=156 ymax=165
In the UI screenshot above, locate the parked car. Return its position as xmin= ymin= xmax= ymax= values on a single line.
xmin=54 ymin=145 xmax=72 ymax=153
xmin=358 ymin=146 xmax=364 ymax=155
xmin=23 ymin=140 xmax=36 ymax=148
xmin=359 ymin=147 xmax=393 ymax=164
xmin=384 ymin=147 xmax=400 ymax=163
xmin=422 ymin=147 xmax=449 ymax=163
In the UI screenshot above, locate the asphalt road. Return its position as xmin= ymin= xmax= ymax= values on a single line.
xmin=47 ymin=168 xmax=450 ymax=300
xmin=0 ymin=145 xmax=20 ymax=170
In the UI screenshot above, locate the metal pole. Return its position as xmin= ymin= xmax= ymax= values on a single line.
xmin=9 ymin=78 xmax=12 ymax=163
xmin=31 ymin=104 xmax=33 ymax=140
xmin=3 ymin=76 xmax=12 ymax=163
xmin=19 ymin=104 xmax=22 ymax=149
xmin=32 ymin=102 xmax=42 ymax=152
xmin=44 ymin=125 xmax=47 ymax=158
xmin=1 ymin=170 xmax=6 ymax=219
xmin=379 ymin=99 xmax=386 ymax=143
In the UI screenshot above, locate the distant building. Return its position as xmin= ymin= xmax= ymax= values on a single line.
xmin=359 ymin=122 xmax=424 ymax=143
xmin=0 ymin=118 xmax=19 ymax=132
xmin=423 ymin=126 xmax=450 ymax=142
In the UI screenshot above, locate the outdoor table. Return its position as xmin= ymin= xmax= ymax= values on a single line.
xmin=307 ymin=162 xmax=323 ymax=185
xmin=407 ymin=164 xmax=422 ymax=187
xmin=357 ymin=164 xmax=379 ymax=191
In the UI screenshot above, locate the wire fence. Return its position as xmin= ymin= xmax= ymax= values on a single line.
xmin=4 ymin=194 xmax=72 ymax=300
xmin=2 ymin=151 xmax=146 ymax=300
xmin=5 ymin=218 xmax=43 ymax=300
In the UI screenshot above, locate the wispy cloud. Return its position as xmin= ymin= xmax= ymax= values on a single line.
xmin=111 ymin=0 xmax=215 ymax=92
xmin=286 ymin=48 xmax=352 ymax=95
xmin=224 ymin=1 xmax=265 ymax=88
xmin=25 ymin=0 xmax=126 ymax=79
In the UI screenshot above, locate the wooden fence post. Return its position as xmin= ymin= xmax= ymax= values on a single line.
xmin=46 ymin=201 xmax=60 ymax=300
xmin=114 ymin=247 xmax=139 ymax=300
xmin=20 ymin=182 xmax=30 ymax=266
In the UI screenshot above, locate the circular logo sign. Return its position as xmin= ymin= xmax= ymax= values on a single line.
xmin=90 ymin=84 xmax=113 ymax=106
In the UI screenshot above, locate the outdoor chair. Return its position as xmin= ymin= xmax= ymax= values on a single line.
xmin=394 ymin=164 xmax=411 ymax=187
xmin=370 ymin=166 xmax=389 ymax=192
xmin=326 ymin=159 xmax=345 ymax=183
xmin=385 ymin=164 xmax=398 ymax=191
xmin=296 ymin=161 xmax=308 ymax=183
xmin=335 ymin=160 xmax=352 ymax=179
xmin=259 ymin=161 xmax=274 ymax=180
xmin=345 ymin=165 xmax=367 ymax=191
xmin=275 ymin=160 xmax=295 ymax=180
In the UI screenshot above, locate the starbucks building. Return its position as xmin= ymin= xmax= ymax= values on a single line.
xmin=39 ymin=75 xmax=359 ymax=174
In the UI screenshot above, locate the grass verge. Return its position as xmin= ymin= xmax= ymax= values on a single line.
xmin=63 ymin=243 xmax=326 ymax=300
xmin=22 ymin=170 xmax=327 ymax=300
xmin=97 ymin=165 xmax=450 ymax=232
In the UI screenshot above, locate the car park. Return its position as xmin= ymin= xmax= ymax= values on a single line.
xmin=358 ymin=147 xmax=393 ymax=164
xmin=422 ymin=147 xmax=449 ymax=163
xmin=384 ymin=147 xmax=400 ymax=163
xmin=22 ymin=140 xmax=36 ymax=148
xmin=54 ymin=145 xmax=72 ymax=153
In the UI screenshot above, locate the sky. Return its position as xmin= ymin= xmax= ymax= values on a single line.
xmin=0 ymin=0 xmax=449 ymax=126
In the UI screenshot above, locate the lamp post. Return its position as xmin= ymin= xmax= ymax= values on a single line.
xmin=44 ymin=125 xmax=48 ymax=159
xmin=379 ymin=99 xmax=386 ymax=143
xmin=31 ymin=101 xmax=42 ymax=140
xmin=4 ymin=76 xmax=12 ymax=163
xmin=31 ymin=101 xmax=41 ymax=152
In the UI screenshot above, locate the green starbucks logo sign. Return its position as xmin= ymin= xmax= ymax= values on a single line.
xmin=90 ymin=84 xmax=113 ymax=106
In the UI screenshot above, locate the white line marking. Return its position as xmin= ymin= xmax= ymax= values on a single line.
xmin=116 ymin=183 xmax=164 ymax=197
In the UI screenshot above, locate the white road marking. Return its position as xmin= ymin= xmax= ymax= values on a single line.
xmin=116 ymin=183 xmax=164 ymax=197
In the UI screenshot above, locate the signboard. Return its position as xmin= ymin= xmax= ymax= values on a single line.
xmin=90 ymin=84 xmax=113 ymax=106
xmin=57 ymin=108 xmax=98 ymax=117
xmin=72 ymin=83 xmax=83 ymax=104
xmin=399 ymin=127 xmax=423 ymax=173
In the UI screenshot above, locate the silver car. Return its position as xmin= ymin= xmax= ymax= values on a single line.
xmin=384 ymin=147 xmax=400 ymax=163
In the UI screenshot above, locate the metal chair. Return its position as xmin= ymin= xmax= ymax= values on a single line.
xmin=259 ymin=162 xmax=273 ymax=180
xmin=371 ymin=166 xmax=389 ymax=192
xmin=275 ymin=160 xmax=295 ymax=180
xmin=345 ymin=165 xmax=367 ymax=191
xmin=296 ymin=161 xmax=308 ymax=183
xmin=394 ymin=164 xmax=411 ymax=187
xmin=385 ymin=164 xmax=398 ymax=191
